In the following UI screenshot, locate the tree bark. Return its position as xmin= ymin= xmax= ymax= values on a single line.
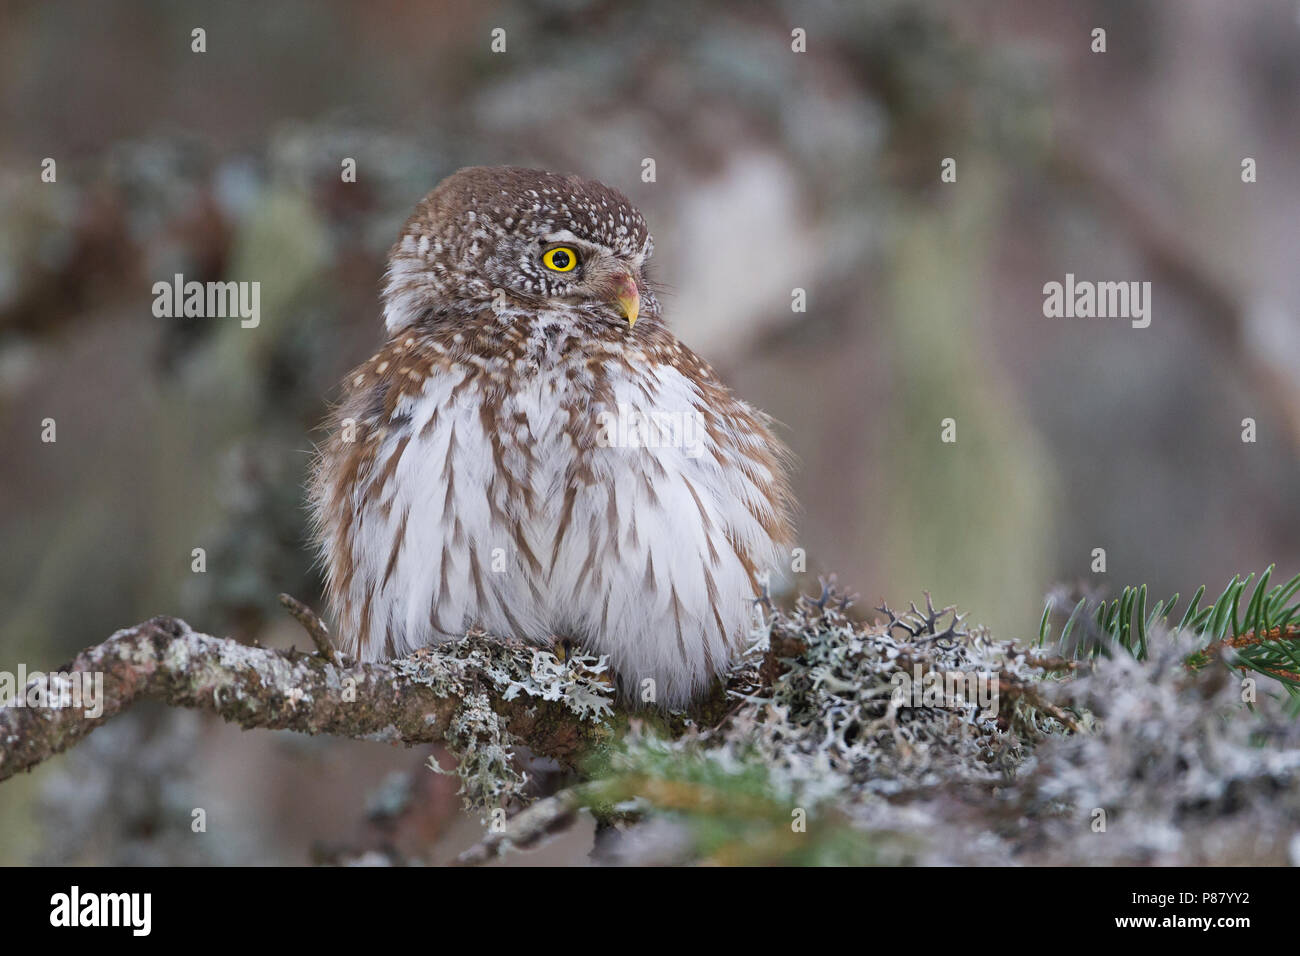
xmin=0 ymin=616 xmax=613 ymax=783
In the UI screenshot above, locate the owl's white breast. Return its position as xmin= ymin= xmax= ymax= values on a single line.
xmin=342 ymin=313 xmax=783 ymax=706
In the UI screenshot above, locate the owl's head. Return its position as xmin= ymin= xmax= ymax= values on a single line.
xmin=382 ymin=166 xmax=658 ymax=336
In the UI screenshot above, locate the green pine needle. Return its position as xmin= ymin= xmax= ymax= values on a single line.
xmin=1038 ymin=565 xmax=1300 ymax=702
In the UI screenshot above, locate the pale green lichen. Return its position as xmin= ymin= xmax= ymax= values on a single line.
xmin=720 ymin=587 xmax=1061 ymax=804
xmin=427 ymin=691 xmax=527 ymax=808
xmin=486 ymin=648 xmax=615 ymax=722
xmin=586 ymin=585 xmax=1300 ymax=865
xmin=390 ymin=632 xmax=614 ymax=809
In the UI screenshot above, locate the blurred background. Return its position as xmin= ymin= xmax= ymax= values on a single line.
xmin=2 ymin=0 xmax=1298 ymax=863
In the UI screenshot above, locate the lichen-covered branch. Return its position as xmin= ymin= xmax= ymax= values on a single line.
xmin=0 ymin=616 xmax=617 ymax=786
xmin=8 ymin=578 xmax=1298 ymax=866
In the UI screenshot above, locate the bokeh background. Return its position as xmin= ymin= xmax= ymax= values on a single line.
xmin=2 ymin=0 xmax=1299 ymax=863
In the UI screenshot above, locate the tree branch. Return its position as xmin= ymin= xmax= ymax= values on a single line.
xmin=277 ymin=592 xmax=338 ymax=663
xmin=0 ymin=616 xmax=615 ymax=784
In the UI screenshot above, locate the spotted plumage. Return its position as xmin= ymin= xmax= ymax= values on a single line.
xmin=310 ymin=166 xmax=795 ymax=707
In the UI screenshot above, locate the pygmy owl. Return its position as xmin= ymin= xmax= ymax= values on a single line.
xmin=311 ymin=166 xmax=795 ymax=707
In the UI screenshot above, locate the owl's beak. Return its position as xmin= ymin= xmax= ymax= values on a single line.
xmin=611 ymin=272 xmax=640 ymax=328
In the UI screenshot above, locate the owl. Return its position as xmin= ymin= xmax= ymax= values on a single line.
xmin=310 ymin=166 xmax=795 ymax=707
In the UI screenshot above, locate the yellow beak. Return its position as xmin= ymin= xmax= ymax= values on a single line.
xmin=612 ymin=272 xmax=640 ymax=328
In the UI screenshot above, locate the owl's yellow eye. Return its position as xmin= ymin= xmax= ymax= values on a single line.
xmin=542 ymin=246 xmax=579 ymax=272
